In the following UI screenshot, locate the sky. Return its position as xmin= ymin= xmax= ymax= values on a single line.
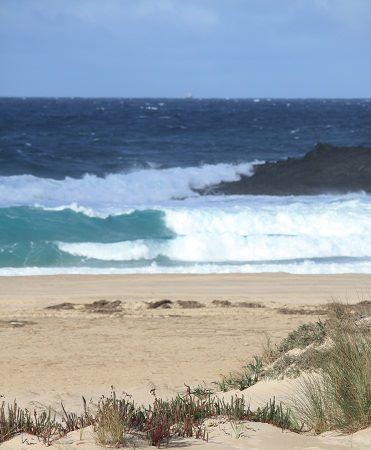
xmin=0 ymin=0 xmax=370 ymax=98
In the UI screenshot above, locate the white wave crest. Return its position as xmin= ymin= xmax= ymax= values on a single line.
xmin=0 ymin=162 xmax=257 ymax=208
xmin=38 ymin=203 xmax=135 ymax=218
xmin=58 ymin=233 xmax=371 ymax=263
xmin=2 ymin=260 xmax=371 ymax=276
xmin=57 ymin=195 xmax=371 ymax=264
xmin=162 ymin=198 xmax=371 ymax=238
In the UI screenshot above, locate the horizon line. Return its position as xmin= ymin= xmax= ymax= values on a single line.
xmin=0 ymin=95 xmax=370 ymax=100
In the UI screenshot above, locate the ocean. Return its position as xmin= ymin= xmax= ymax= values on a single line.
xmin=0 ymin=97 xmax=370 ymax=275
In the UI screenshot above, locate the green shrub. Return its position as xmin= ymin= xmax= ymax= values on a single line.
xmin=278 ymin=321 xmax=326 ymax=353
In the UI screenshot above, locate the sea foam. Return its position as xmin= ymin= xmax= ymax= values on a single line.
xmin=0 ymin=162 xmax=257 ymax=208
xmin=56 ymin=195 xmax=371 ymax=263
xmin=1 ymin=259 xmax=371 ymax=276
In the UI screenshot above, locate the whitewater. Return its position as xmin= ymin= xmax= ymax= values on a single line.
xmin=1 ymin=162 xmax=371 ymax=275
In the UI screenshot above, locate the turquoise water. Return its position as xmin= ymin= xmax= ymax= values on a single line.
xmin=0 ymin=207 xmax=172 ymax=267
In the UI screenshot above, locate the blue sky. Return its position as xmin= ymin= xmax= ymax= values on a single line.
xmin=0 ymin=0 xmax=370 ymax=97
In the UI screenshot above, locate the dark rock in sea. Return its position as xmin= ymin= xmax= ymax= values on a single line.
xmin=205 ymin=143 xmax=371 ymax=195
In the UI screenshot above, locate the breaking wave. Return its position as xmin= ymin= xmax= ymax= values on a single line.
xmin=0 ymin=162 xmax=256 ymax=208
xmin=1 ymin=193 xmax=371 ymax=273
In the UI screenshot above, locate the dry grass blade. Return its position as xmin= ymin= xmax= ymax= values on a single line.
xmin=94 ymin=403 xmax=125 ymax=447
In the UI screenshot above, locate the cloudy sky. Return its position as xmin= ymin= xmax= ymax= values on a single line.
xmin=0 ymin=0 xmax=370 ymax=97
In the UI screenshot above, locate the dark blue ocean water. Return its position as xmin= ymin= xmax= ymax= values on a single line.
xmin=1 ymin=98 xmax=370 ymax=178
xmin=0 ymin=98 xmax=370 ymax=274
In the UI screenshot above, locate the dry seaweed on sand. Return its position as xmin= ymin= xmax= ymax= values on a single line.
xmin=276 ymin=307 xmax=327 ymax=315
xmin=45 ymin=302 xmax=76 ymax=310
xmin=147 ymin=299 xmax=173 ymax=309
xmin=84 ymin=299 xmax=122 ymax=313
xmin=177 ymin=300 xmax=204 ymax=309
xmin=212 ymin=300 xmax=232 ymax=307
xmin=235 ymin=301 xmax=265 ymax=308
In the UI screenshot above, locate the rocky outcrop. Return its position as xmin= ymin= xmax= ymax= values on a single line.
xmin=206 ymin=143 xmax=371 ymax=195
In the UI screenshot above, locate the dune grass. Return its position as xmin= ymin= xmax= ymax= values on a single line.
xmin=213 ymin=300 xmax=371 ymax=435
xmin=294 ymin=315 xmax=371 ymax=434
xmin=94 ymin=392 xmax=126 ymax=447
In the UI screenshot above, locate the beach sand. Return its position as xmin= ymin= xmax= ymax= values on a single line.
xmin=1 ymin=273 xmax=370 ymax=449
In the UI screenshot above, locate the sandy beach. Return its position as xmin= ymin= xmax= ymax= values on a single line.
xmin=0 ymin=273 xmax=370 ymax=403
xmin=2 ymin=272 xmax=371 ymax=310
xmin=1 ymin=273 xmax=371 ymax=449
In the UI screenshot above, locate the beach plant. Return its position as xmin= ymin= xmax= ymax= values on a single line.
xmin=263 ymin=350 xmax=326 ymax=379
xmin=254 ymin=397 xmax=302 ymax=432
xmin=142 ymin=394 xmax=172 ymax=447
xmin=0 ymin=386 xmax=301 ymax=446
xmin=327 ymin=299 xmax=371 ymax=322
xmin=231 ymin=371 xmax=256 ymax=390
xmin=213 ymin=376 xmax=230 ymax=392
xmin=244 ymin=355 xmax=263 ymax=381
xmin=214 ymin=355 xmax=263 ymax=392
xmin=0 ymin=400 xmax=24 ymax=443
xmin=229 ymin=418 xmax=246 ymax=438
xmin=191 ymin=384 xmax=214 ymax=398
xmin=264 ymin=353 xmax=298 ymax=379
xmin=0 ymin=400 xmax=63 ymax=445
xmin=277 ymin=320 xmax=327 ymax=354
xmin=262 ymin=334 xmax=279 ymax=365
xmin=141 ymin=386 xmax=212 ymax=446
xmin=294 ymin=317 xmax=371 ymax=433
xmin=61 ymin=396 xmax=93 ymax=432
xmin=218 ymin=395 xmax=248 ymax=420
xmin=94 ymin=395 xmax=126 ymax=447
